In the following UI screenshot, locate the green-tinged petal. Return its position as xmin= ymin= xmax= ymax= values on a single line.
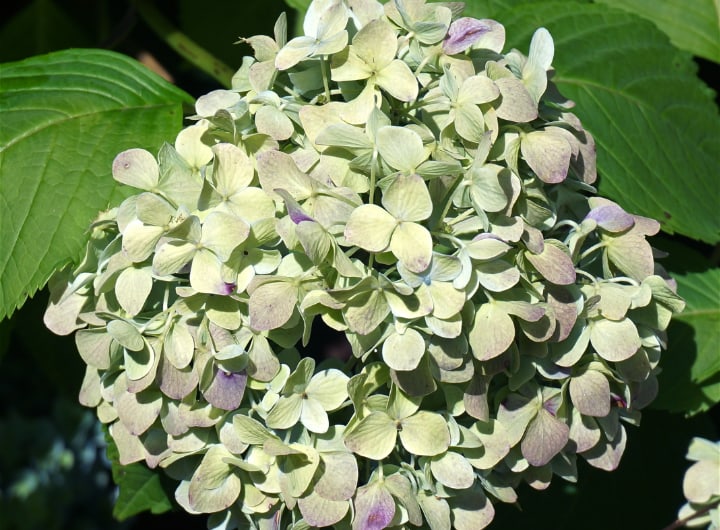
xmin=211 ymin=143 xmax=254 ymax=195
xmin=79 ymin=366 xmax=101 ymax=407
xmin=385 ymin=286 xmax=433 ymax=319
xmin=465 ymin=420 xmax=511 ymax=470
xmin=75 ymin=329 xmax=112 ymax=369
xmin=466 ymin=237 xmax=511 ymax=261
xmin=468 ymin=303 xmax=514 ymax=360
xmin=418 ymin=491 xmax=451 ymax=530
xmin=175 ymin=120 xmax=213 ymax=169
xmin=255 ymin=105 xmax=295 ymax=141
xmin=206 ymin=296 xmax=242 ymax=330
xmin=476 ymin=260 xmax=520 ymax=292
xmin=382 ymin=174 xmax=432 ymax=221
xmin=153 ymin=240 xmax=196 ymax=276
xmin=353 ymin=481 xmax=395 ymax=530
xmin=256 ymin=150 xmax=314 ymax=200
xmin=430 ymin=451 xmax=475 ymax=489
xmin=122 ymin=220 xmax=165 ymax=263
xmin=275 ymin=36 xmax=315 ymax=70
xmin=525 ymin=240 xmax=576 ymax=285
xmin=494 ymin=76 xmax=538 ymax=123
xmin=496 ymin=393 xmax=539 ymax=448
xmin=521 ymin=408 xmax=570 ymax=466
xmin=225 ymin=187 xmax=276 ymax=222
xmin=115 ymin=267 xmax=153 ymax=316
xmin=249 ymin=281 xmax=299 ymax=331
xmin=233 ymin=415 xmax=276 ymax=445
xmin=112 ymin=148 xmax=159 ymax=190
xmin=266 ymin=393 xmax=304 ymax=430
xmin=164 ymin=322 xmax=195 ymax=369
xmin=521 ymin=130 xmax=572 ymax=183
xmin=399 ymin=411 xmax=450 ymax=456
xmin=315 ymin=451 xmax=358 ymax=501
xmin=455 ymin=103 xmax=486 ymax=143
xmin=316 ymin=122 xmax=373 ymax=150
xmin=298 ymin=491 xmax=349 ymax=528
xmin=353 ymin=18 xmax=397 ymax=69
xmin=429 ymin=282 xmax=466 ymax=320
xmin=344 ymin=411 xmax=397 ymax=459
xmin=469 ymin=164 xmax=511 ymax=213
xmin=188 ymin=446 xmax=241 ymax=513
xmin=589 ymin=318 xmax=641 ymax=362
xmin=300 ymin=397 xmax=330 ymax=433
xmin=390 ymin=222 xmax=432 ymax=273
xmin=450 ymin=487 xmax=495 ymax=530
xmin=459 ymin=75 xmax=500 ymax=105
xmin=343 ymin=289 xmax=391 ymax=335
xmin=201 ymin=211 xmax=250 ymax=261
xmin=278 ymin=445 xmax=320 ymax=498
xmin=384 ymin=473 xmax=423 ymax=526
xmin=605 ymin=235 xmax=655 ymax=281
xmin=189 ymin=249 xmax=228 ymax=295
xmin=684 ymin=460 xmax=720 ymax=503
xmin=135 ymin=192 xmax=174 ymax=226
xmin=296 ymin=221 xmax=333 ymax=264
xmin=387 ymin=384 xmax=422 ymax=420
xmin=376 ymin=127 xmax=426 ymax=173
xmin=110 ymin=421 xmax=145 ymax=465
xmin=306 ymin=369 xmax=350 ymax=410
xmin=570 ymin=370 xmax=611 ymax=417
xmin=344 ymin=204 xmax=397 ymax=252
xmin=552 ymin=324 xmax=590 ymax=367
xmin=123 ymin=341 xmax=154 ymax=381
xmin=330 ymin=47 xmax=373 ymax=82
xmin=157 ymin=142 xmax=203 ymax=207
xmin=375 ymin=60 xmax=419 ymax=102
xmin=116 ymin=388 xmax=162 ymax=436
xmin=107 ymin=319 xmax=144 ymax=351
xmin=382 ymin=328 xmax=426 ymax=371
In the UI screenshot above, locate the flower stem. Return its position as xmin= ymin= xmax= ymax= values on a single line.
xmin=133 ymin=0 xmax=235 ymax=88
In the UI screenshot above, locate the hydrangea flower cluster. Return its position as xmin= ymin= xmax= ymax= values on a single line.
xmin=678 ymin=438 xmax=720 ymax=529
xmin=44 ymin=0 xmax=685 ymax=528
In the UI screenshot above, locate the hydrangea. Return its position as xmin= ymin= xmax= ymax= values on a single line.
xmin=44 ymin=1 xmax=685 ymax=528
xmin=677 ymin=438 xmax=720 ymax=529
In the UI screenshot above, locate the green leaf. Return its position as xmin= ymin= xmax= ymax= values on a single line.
xmin=674 ymin=269 xmax=720 ymax=385
xmin=0 ymin=49 xmax=191 ymax=319
xmin=595 ymin=0 xmax=720 ymax=62
xmin=475 ymin=3 xmax=720 ymax=243
xmin=106 ymin=430 xmax=172 ymax=521
xmin=655 ymin=268 xmax=720 ymax=416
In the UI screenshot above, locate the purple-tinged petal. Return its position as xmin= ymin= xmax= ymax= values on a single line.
xmin=586 ymin=203 xmax=634 ymax=232
xmin=204 ymin=368 xmax=247 ymax=410
xmin=443 ymin=18 xmax=495 ymax=55
xmin=275 ymin=188 xmax=315 ymax=224
xmin=353 ymin=481 xmax=395 ymax=530
xmin=220 ymin=282 xmax=237 ymax=295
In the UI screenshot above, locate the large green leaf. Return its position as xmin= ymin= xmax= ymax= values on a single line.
xmin=655 ymin=268 xmax=720 ymax=416
xmin=675 ymin=269 xmax=720 ymax=383
xmin=105 ymin=432 xmax=173 ymax=520
xmin=0 ymin=49 xmax=192 ymax=320
xmin=595 ymin=0 xmax=720 ymax=62
xmin=464 ymin=2 xmax=720 ymax=243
